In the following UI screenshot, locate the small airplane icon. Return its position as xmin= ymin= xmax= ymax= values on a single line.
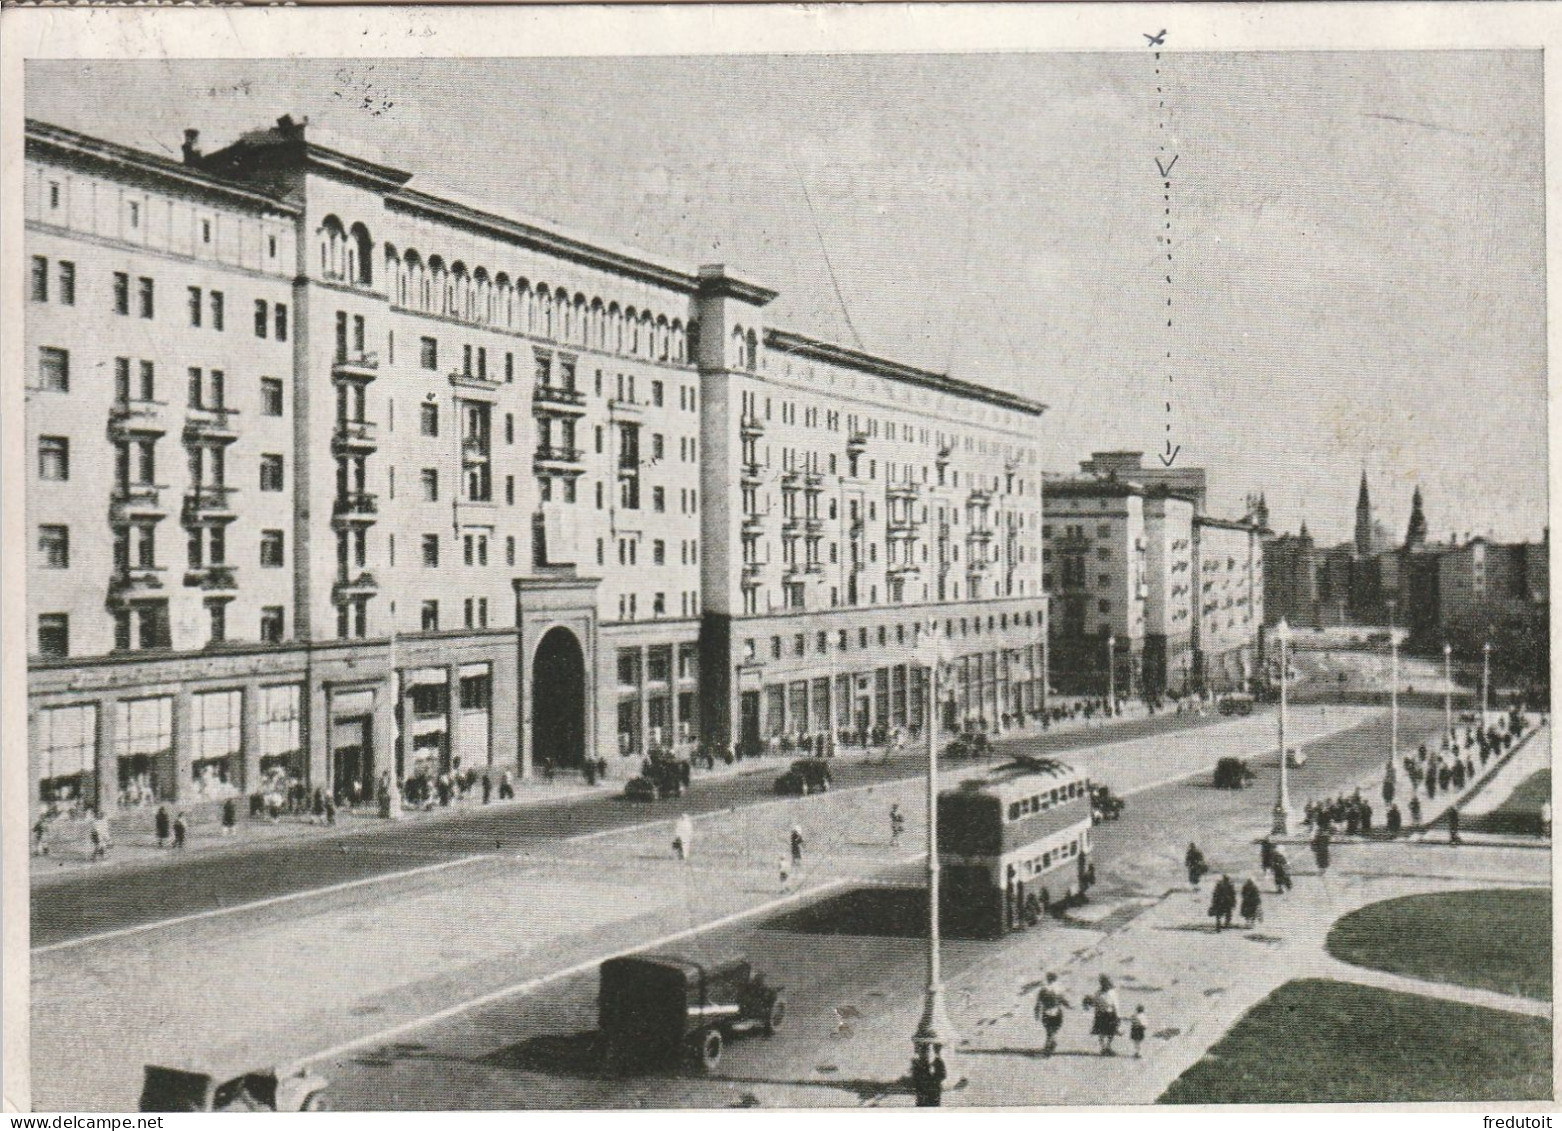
xmin=1144 ymin=29 xmax=1167 ymax=46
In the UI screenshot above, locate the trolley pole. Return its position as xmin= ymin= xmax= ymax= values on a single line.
xmin=1482 ymin=641 xmax=1492 ymax=728
xmin=382 ymin=601 xmax=403 ymax=820
xmin=1388 ymin=600 xmax=1399 ymax=764
xmin=1443 ymin=642 xmax=1453 ymax=744
xmin=913 ymin=642 xmax=955 ymax=1070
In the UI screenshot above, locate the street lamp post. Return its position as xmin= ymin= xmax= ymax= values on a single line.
xmin=913 ymin=625 xmax=956 ymax=1077
xmin=1272 ymin=618 xmax=1292 ymax=836
xmin=1388 ymin=600 xmax=1399 ymax=765
xmin=382 ymin=601 xmax=403 ymax=820
xmin=1443 ymin=642 xmax=1453 ymax=744
xmin=1482 ymin=641 xmax=1492 ymax=728
xmin=1106 ymin=633 xmax=1116 ymax=718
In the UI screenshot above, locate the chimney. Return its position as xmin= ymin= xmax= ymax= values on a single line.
xmin=181 ymin=129 xmax=201 ymax=165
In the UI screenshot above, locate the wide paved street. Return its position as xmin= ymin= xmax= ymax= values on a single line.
xmin=33 ymin=704 xmax=1447 ymax=1110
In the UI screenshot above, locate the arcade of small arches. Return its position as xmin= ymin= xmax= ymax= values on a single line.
xmin=316 ymin=214 xmax=700 ymax=368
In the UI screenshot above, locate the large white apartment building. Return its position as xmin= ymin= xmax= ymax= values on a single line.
xmin=25 ymin=116 xmax=1050 ymax=816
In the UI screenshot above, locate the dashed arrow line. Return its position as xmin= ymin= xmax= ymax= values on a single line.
xmin=1155 ymin=154 xmax=1179 ymax=178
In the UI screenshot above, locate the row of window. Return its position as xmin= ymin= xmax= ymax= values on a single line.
xmin=741 ymin=609 xmax=1045 ymax=664
xmin=34 ymin=602 xmax=290 ymax=659
xmin=104 ymin=270 xmax=290 ymax=339
xmin=30 ymin=257 xmax=75 ymax=305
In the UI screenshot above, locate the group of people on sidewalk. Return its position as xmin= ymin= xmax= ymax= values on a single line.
xmin=1032 ymin=971 xmax=1150 ymax=1059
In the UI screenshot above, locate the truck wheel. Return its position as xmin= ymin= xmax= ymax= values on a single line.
xmin=695 ymin=1028 xmax=724 ymax=1072
xmin=764 ymin=997 xmax=787 ymax=1036
xmin=300 ymin=1092 xmax=328 ymax=1112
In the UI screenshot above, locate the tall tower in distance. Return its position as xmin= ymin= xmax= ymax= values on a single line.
xmin=1354 ymin=470 xmax=1374 ymax=557
xmin=1404 ymin=485 xmax=1428 ymax=550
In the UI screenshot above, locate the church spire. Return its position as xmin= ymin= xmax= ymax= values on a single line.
xmin=1354 ymin=470 xmax=1373 ymax=556
xmin=1405 ymin=485 xmax=1427 ymax=549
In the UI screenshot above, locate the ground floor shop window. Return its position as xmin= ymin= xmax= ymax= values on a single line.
xmin=788 ymin=681 xmax=809 ymax=737
xmin=677 ymin=691 xmax=696 ymax=742
xmin=765 ymin=685 xmax=785 ymax=738
xmin=617 ymin=700 xmax=640 ymax=756
xmin=115 ymin=696 xmax=172 ymax=808
xmin=647 ymin=696 xmax=670 ymax=751
xmin=191 ymin=689 xmax=243 ymax=800
xmin=37 ymin=703 xmax=96 ymax=815
xmin=258 ymin=684 xmax=304 ymax=786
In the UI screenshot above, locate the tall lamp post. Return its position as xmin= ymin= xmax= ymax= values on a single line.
xmin=382 ymin=600 xmax=403 ymax=820
xmin=914 ymin=622 xmax=956 ymax=1073
xmin=1106 ymin=633 xmax=1117 ymax=717
xmin=1271 ymin=618 xmax=1292 ymax=836
xmin=1482 ymin=641 xmax=1492 ymax=728
xmin=1387 ymin=599 xmax=1399 ymax=764
xmin=1443 ymin=642 xmax=1453 ymax=744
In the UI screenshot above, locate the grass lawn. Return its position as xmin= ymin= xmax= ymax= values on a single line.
xmin=1466 ymin=769 xmax=1551 ymax=837
xmin=1327 ymin=888 xmax=1551 ymax=1001
xmin=1160 ymin=979 xmax=1552 ymax=1104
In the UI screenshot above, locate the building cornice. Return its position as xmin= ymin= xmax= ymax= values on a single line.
xmin=26 ymin=119 xmax=301 ymax=217
xmin=764 ymin=329 xmax=1049 ymax=418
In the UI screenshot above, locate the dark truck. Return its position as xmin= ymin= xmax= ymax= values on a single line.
xmin=598 ymin=955 xmax=785 ymax=1073
xmin=624 ymin=749 xmax=693 ymax=801
xmin=773 ymin=757 xmax=833 ymax=796
xmin=139 ymin=1065 xmax=329 ymax=1112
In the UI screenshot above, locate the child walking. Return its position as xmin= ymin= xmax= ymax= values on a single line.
xmin=1129 ymin=1005 xmax=1148 ymax=1059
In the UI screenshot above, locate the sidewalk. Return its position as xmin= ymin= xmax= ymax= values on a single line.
xmin=27 ymin=740 xmax=899 ymax=883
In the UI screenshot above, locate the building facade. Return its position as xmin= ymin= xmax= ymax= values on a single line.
xmin=25 ymin=116 xmax=1050 ymax=815
xmin=1191 ymin=516 xmax=1266 ymax=690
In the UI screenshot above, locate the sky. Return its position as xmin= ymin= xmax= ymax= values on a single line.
xmin=26 ymin=51 xmax=1547 ymax=546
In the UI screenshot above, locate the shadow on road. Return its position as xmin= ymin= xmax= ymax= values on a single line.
xmin=760 ymin=886 xmax=930 ymax=939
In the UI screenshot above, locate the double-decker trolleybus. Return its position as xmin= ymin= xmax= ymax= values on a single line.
xmin=937 ymin=757 xmax=1096 ymax=938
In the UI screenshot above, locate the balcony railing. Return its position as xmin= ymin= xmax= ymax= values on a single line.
xmin=889 ymin=562 xmax=922 ymax=577
xmin=969 ymin=488 xmax=994 ymax=506
xmin=109 ymin=399 xmax=169 ymax=438
xmin=110 ymin=484 xmax=168 ymax=525
xmin=741 ymin=561 xmax=765 ymax=586
xmin=609 ymin=398 xmax=643 ymax=419
xmin=968 ymin=526 xmax=995 ymax=542
xmin=742 ymin=512 xmax=768 ymax=534
xmin=332 ymin=492 xmax=379 ymax=524
xmin=332 ymin=571 xmax=379 ymax=602
xmin=185 ymin=564 xmax=238 ymax=592
xmin=183 ymin=406 xmax=240 ymax=444
xmin=533 ymin=384 xmax=587 ymax=414
xmin=804 ymin=472 xmax=825 ymax=491
xmin=782 ymin=517 xmax=805 ymax=536
xmin=108 ymin=566 xmax=165 ymax=602
xmin=804 ymin=562 xmax=825 ymax=575
xmin=182 ymin=485 xmax=237 ymax=523
xmin=804 ymin=517 xmax=824 ymax=535
xmin=740 ymin=413 xmax=766 ymax=437
xmin=332 ymin=419 xmax=379 ymax=453
xmin=462 ymin=436 xmax=491 ymax=463
xmin=740 ymin=461 xmax=764 ymax=485
xmin=534 ymin=445 xmax=584 ymax=467
xmin=847 ymin=431 xmax=869 ymax=450
xmin=332 ymin=351 xmax=379 ymax=383
xmin=887 ymin=481 xmax=920 ymax=501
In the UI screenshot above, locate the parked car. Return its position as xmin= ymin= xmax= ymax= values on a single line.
xmin=1090 ymin=784 xmax=1126 ymax=822
xmin=1219 ymin=694 xmax=1256 ymax=717
xmin=1213 ymin=757 xmax=1256 ymax=789
xmin=599 ymin=954 xmax=785 ymax=1073
xmin=774 ymin=758 xmax=833 ymax=796
xmin=624 ymin=750 xmax=692 ymax=801
xmin=140 ymin=1064 xmax=329 ymax=1112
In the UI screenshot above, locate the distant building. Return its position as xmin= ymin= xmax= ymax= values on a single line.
xmin=1192 ymin=516 xmax=1266 ymax=691
xmin=1263 ymin=523 xmax=1320 ymax=629
xmin=1079 ymin=450 xmax=1208 ymax=513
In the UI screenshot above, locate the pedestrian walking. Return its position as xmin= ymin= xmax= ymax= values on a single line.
xmin=910 ymin=1045 xmax=947 ymax=1107
xmin=155 ymin=804 xmax=171 ymax=848
xmin=1209 ymin=874 xmax=1237 ymax=931
xmin=173 ymin=811 xmax=188 ymax=849
xmin=1386 ymin=802 xmax=1402 ymax=836
xmin=482 ymin=773 xmax=493 ymax=805
xmin=1310 ymin=827 xmax=1331 ymax=873
xmin=790 ymin=824 xmax=805 ymax=870
xmin=324 ymin=793 xmax=337 ymax=826
xmin=500 ymin=771 xmax=515 ymax=800
xmin=1088 ymin=974 xmax=1121 ymax=1056
xmin=312 ymin=788 xmax=326 ymax=824
xmin=1185 ymin=842 xmax=1208 ymax=887
xmin=32 ymin=813 xmax=49 ymax=857
xmin=673 ymin=813 xmax=694 ymax=861
xmin=777 ymin=856 xmax=792 ymax=892
xmin=1272 ymin=847 xmax=1292 ymax=893
xmin=1240 ymin=878 xmax=1262 ymax=928
xmin=1541 ymin=800 xmax=1552 ymax=839
xmin=1033 ymin=972 xmax=1070 ymax=1056
xmin=1448 ymin=805 xmax=1461 ymax=845
xmin=1129 ymin=1005 xmax=1148 ymax=1059
xmin=890 ymin=803 xmax=905 ymax=847
xmin=1409 ymin=794 xmax=1422 ymax=831
xmin=222 ymin=797 xmax=238 ymax=837
xmin=1259 ymin=836 xmax=1275 ymax=876
xmin=90 ymin=814 xmax=111 ymax=860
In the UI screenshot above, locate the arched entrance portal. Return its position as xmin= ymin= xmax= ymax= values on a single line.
xmin=533 ymin=626 xmax=586 ymax=770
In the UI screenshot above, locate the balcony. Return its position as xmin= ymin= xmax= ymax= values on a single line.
xmin=740 ymin=461 xmax=764 ymax=486
xmin=609 ymin=398 xmax=643 ymax=420
xmin=182 ymin=485 xmax=238 ymax=525
xmin=183 ymin=406 xmax=240 ymax=445
xmin=804 ymin=562 xmax=825 ymax=576
xmin=332 ymin=571 xmax=379 ymax=603
xmin=533 ymin=384 xmax=588 ymax=416
xmin=968 ymin=526 xmax=995 ymax=543
xmin=740 ymin=413 xmax=766 ymax=437
xmin=107 ymin=566 xmax=166 ymax=604
xmin=332 ymin=419 xmax=379 ymax=455
xmin=110 ymin=484 xmax=168 ymax=525
xmin=847 ymin=430 xmax=868 ymax=452
xmin=332 ymin=492 xmax=379 ymax=527
xmin=332 ymin=351 xmax=379 ymax=384
xmin=449 ymin=369 xmax=502 ymax=393
xmin=108 ymin=399 xmax=169 ymax=439
xmin=184 ymin=564 xmax=238 ymax=593
xmin=462 ymin=436 xmax=492 ymax=465
xmin=741 ymin=561 xmax=765 ymax=587
xmin=887 ymin=481 xmax=920 ymax=501
xmin=781 ymin=470 xmax=802 ymax=489
xmin=804 ymin=517 xmax=824 ymax=535
xmin=804 ymin=472 xmax=825 ymax=491
xmin=742 ymin=511 xmax=768 ymax=536
xmin=889 ymin=562 xmax=922 ymax=578
xmin=968 ymin=556 xmax=994 ymax=574
xmin=969 ymin=488 xmax=994 ymax=506
xmin=888 ymin=518 xmax=921 ymax=539
xmin=534 ymin=445 xmax=585 ymax=472
xmin=782 ymin=516 xmax=805 ymax=536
